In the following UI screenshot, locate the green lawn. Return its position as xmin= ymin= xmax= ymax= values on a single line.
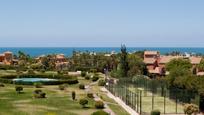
xmin=0 ymin=84 xmax=97 ymax=115
xmin=0 ymin=72 xmax=130 ymax=115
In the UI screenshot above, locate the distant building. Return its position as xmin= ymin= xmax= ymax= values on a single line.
xmin=143 ymin=51 xmax=160 ymax=73
xmin=0 ymin=51 xmax=14 ymax=65
xmin=55 ymin=54 xmax=69 ymax=70
xmin=143 ymin=51 xmax=202 ymax=75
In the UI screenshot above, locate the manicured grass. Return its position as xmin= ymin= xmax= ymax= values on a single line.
xmin=0 ymin=70 xmax=17 ymax=76
xmin=0 ymin=72 xmax=130 ymax=115
xmin=0 ymin=84 xmax=96 ymax=115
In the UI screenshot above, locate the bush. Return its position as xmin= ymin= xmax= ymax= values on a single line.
xmin=15 ymin=86 xmax=23 ymax=93
xmin=34 ymin=82 xmax=43 ymax=88
xmin=57 ymin=70 xmax=63 ymax=75
xmin=85 ymin=75 xmax=90 ymax=80
xmin=79 ymin=98 xmax=88 ymax=108
xmin=27 ymin=69 xmax=35 ymax=74
xmin=184 ymin=103 xmax=199 ymax=115
xmin=92 ymin=76 xmax=99 ymax=82
xmin=40 ymin=69 xmax=45 ymax=73
xmin=81 ymin=71 xmax=86 ymax=77
xmin=91 ymin=110 xmax=109 ymax=115
xmin=95 ymin=101 xmax=105 ymax=109
xmin=0 ymin=83 xmax=5 ymax=87
xmin=79 ymin=84 xmax=85 ymax=89
xmin=98 ymin=79 xmax=106 ymax=86
xmin=34 ymin=89 xmax=42 ymax=94
xmin=72 ymin=91 xmax=76 ymax=100
xmin=33 ymin=89 xmax=46 ymax=98
xmin=151 ymin=110 xmax=160 ymax=115
xmin=59 ymin=84 xmax=66 ymax=90
xmin=87 ymin=93 xmax=94 ymax=98
xmin=90 ymin=69 xmax=97 ymax=73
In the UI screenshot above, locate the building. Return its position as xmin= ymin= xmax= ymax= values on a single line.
xmin=143 ymin=51 xmax=160 ymax=74
xmin=55 ymin=54 xmax=69 ymax=70
xmin=143 ymin=51 xmax=202 ymax=75
xmin=0 ymin=51 xmax=14 ymax=65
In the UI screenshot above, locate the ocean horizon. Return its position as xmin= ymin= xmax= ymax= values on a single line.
xmin=1 ymin=47 xmax=204 ymax=57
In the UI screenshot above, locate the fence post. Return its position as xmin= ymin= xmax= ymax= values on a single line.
xmin=176 ymin=90 xmax=178 ymax=114
xmin=140 ymin=90 xmax=142 ymax=114
xmin=152 ymin=92 xmax=154 ymax=111
xmin=164 ymin=89 xmax=166 ymax=114
xmin=137 ymin=89 xmax=139 ymax=112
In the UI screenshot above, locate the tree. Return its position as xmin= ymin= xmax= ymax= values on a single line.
xmin=15 ymin=86 xmax=23 ymax=94
xmin=79 ymin=98 xmax=88 ymax=108
xmin=72 ymin=91 xmax=76 ymax=100
xmin=197 ymin=58 xmax=204 ymax=71
xmin=119 ymin=44 xmax=129 ymax=77
xmin=166 ymin=58 xmax=192 ymax=71
xmin=127 ymin=54 xmax=146 ymax=76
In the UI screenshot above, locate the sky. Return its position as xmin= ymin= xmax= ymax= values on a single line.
xmin=0 ymin=0 xmax=204 ymax=47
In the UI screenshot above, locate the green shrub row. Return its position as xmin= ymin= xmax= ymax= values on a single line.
xmin=0 ymin=78 xmax=78 ymax=85
xmin=0 ymin=74 xmax=76 ymax=79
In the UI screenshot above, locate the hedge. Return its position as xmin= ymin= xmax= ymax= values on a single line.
xmin=0 ymin=78 xmax=78 ymax=85
xmin=0 ymin=74 xmax=76 ymax=79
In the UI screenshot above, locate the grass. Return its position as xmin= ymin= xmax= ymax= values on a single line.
xmin=0 ymin=70 xmax=130 ymax=115
xmin=0 ymin=84 xmax=96 ymax=115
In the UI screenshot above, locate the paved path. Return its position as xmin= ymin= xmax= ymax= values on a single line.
xmin=101 ymin=87 xmax=139 ymax=115
xmin=85 ymin=82 xmax=116 ymax=115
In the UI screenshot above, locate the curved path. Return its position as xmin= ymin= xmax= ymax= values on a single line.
xmin=85 ymin=82 xmax=115 ymax=115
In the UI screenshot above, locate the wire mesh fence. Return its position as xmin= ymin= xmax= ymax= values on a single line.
xmin=106 ymin=75 xmax=200 ymax=115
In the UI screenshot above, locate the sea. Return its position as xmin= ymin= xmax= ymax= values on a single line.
xmin=0 ymin=47 xmax=204 ymax=57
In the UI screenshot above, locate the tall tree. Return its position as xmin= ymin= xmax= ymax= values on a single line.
xmin=119 ymin=44 xmax=129 ymax=77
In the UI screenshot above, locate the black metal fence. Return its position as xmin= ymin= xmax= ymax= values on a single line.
xmin=106 ymin=75 xmax=200 ymax=115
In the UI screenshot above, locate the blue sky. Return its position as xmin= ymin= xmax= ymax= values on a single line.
xmin=0 ymin=0 xmax=204 ymax=47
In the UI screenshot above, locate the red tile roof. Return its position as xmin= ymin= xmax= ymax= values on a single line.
xmin=144 ymin=51 xmax=159 ymax=55
xmin=190 ymin=57 xmax=202 ymax=64
xmin=144 ymin=58 xmax=156 ymax=64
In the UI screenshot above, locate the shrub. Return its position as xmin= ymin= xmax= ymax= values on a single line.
xmin=72 ymin=91 xmax=76 ymax=100
xmin=90 ymin=69 xmax=97 ymax=73
xmin=184 ymin=103 xmax=199 ymax=115
xmin=87 ymin=93 xmax=94 ymax=98
xmin=92 ymin=76 xmax=99 ymax=82
xmin=91 ymin=110 xmax=109 ymax=115
xmin=40 ymin=69 xmax=45 ymax=73
xmin=0 ymin=83 xmax=5 ymax=87
xmin=85 ymin=75 xmax=90 ymax=80
xmin=98 ymin=79 xmax=106 ymax=86
xmin=151 ymin=110 xmax=160 ymax=115
xmin=34 ymin=89 xmax=42 ymax=94
xmin=33 ymin=89 xmax=46 ymax=98
xmin=27 ymin=69 xmax=35 ymax=74
xmin=81 ymin=71 xmax=86 ymax=77
xmin=95 ymin=101 xmax=105 ymax=109
xmin=79 ymin=84 xmax=85 ymax=89
xmin=79 ymin=98 xmax=88 ymax=108
xmin=57 ymin=70 xmax=63 ymax=75
xmin=34 ymin=82 xmax=43 ymax=88
xmin=59 ymin=84 xmax=66 ymax=90
xmin=15 ymin=86 xmax=23 ymax=93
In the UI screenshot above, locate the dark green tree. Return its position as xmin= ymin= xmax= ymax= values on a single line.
xmin=119 ymin=44 xmax=129 ymax=77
